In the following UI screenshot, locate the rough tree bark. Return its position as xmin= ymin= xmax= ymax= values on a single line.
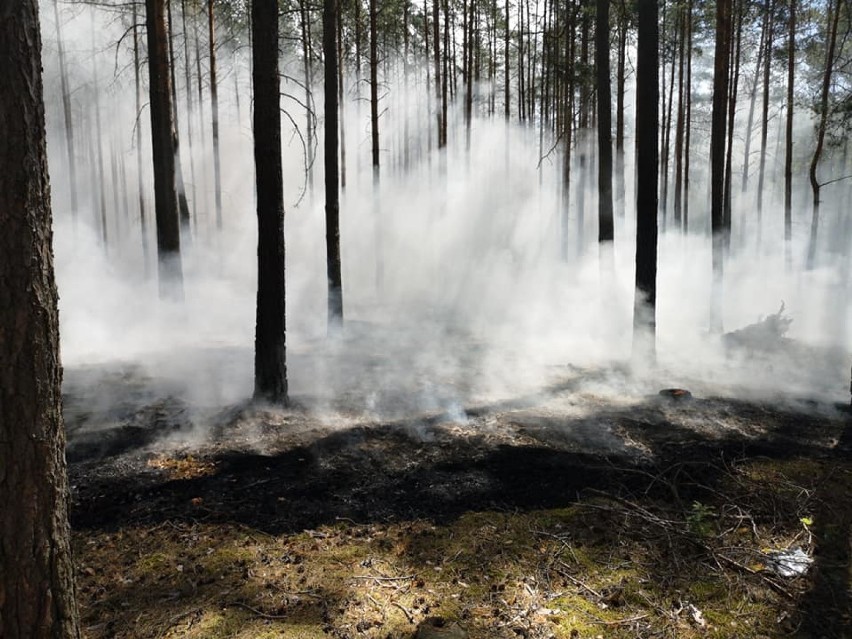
xmin=252 ymin=0 xmax=289 ymax=405
xmin=0 ymin=0 xmax=82 ymax=635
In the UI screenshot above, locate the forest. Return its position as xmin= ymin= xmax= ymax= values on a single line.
xmin=1 ymin=0 xmax=852 ymax=637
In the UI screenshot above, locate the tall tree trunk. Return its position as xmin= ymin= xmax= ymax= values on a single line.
xmin=167 ymin=0 xmax=192 ymax=236
xmin=504 ymin=0 xmax=509 ymax=120
xmin=660 ymin=9 xmax=677 ymax=226
xmin=53 ymin=0 xmax=79 ymax=224
xmin=252 ymin=0 xmax=289 ymax=405
xmin=370 ymin=0 xmax=383 ymax=290
xmin=673 ymin=3 xmax=686 ymax=228
xmin=465 ymin=0 xmax=474 ymax=151
xmin=723 ymin=1 xmax=742 ymax=246
xmin=324 ymin=0 xmax=343 ymax=327
xmin=91 ymin=14 xmax=108 ymax=247
xmin=596 ymin=0 xmax=613 ymax=245
xmin=337 ymin=0 xmax=347 ymax=188
xmin=434 ymin=0 xmax=443 ymax=147
xmin=180 ymin=0 xmax=198 ymax=229
xmin=299 ymin=0 xmax=314 ymax=191
xmin=208 ymin=0 xmax=223 ymax=228
xmin=403 ymin=0 xmax=411 ymax=170
xmin=193 ymin=0 xmax=210 ymax=224
xmin=615 ymin=0 xmax=627 ymax=216
xmin=134 ymin=1 xmax=150 ymax=269
xmin=0 ymin=3 xmax=82 ymax=635
xmin=741 ymin=11 xmax=765 ymax=194
xmin=784 ymin=0 xmax=795 ymax=266
xmin=561 ymin=4 xmax=575 ymax=261
xmin=369 ymin=0 xmax=379 ymax=175
xmin=683 ymin=0 xmax=693 ymax=232
xmin=807 ymin=0 xmax=841 ymax=269
xmin=634 ymin=0 xmax=659 ymax=359
xmin=518 ymin=0 xmax=524 ymax=122
xmin=711 ymin=0 xmax=732 ymax=331
xmin=757 ymin=0 xmax=776 ymax=219
xmin=146 ymin=0 xmax=184 ymax=297
xmin=442 ymin=0 xmax=449 ymax=143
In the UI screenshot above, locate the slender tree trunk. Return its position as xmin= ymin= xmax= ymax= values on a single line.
xmin=403 ymin=0 xmax=411 ymax=169
xmin=784 ymin=0 xmax=795 ymax=266
xmin=91 ymin=15 xmax=108 ymax=247
xmin=134 ymin=2 xmax=150 ymax=268
xmin=0 ymin=3 xmax=82 ymax=635
xmin=673 ymin=4 xmax=686 ymax=228
xmin=684 ymin=0 xmax=693 ymax=232
xmin=252 ymin=0 xmax=288 ymax=405
xmin=807 ymin=0 xmax=841 ymax=269
xmin=53 ymin=0 xmax=79 ymax=224
xmin=660 ymin=11 xmax=677 ymax=226
xmin=370 ymin=0 xmax=379 ymax=173
xmin=370 ymin=0 xmax=383 ymax=290
xmin=208 ymin=0 xmax=223 ymax=229
xmin=442 ymin=0 xmax=449 ymax=143
xmin=561 ymin=4 xmax=575 ymax=261
xmin=465 ymin=0 xmax=474 ymax=151
xmin=757 ymin=0 xmax=775 ymax=219
xmin=434 ymin=0 xmax=443 ymax=147
xmin=193 ymin=0 xmax=210 ymax=226
xmin=504 ymin=0 xmax=509 ymax=120
xmin=518 ymin=0 xmax=525 ymax=122
xmin=634 ymin=0 xmax=659 ymax=360
xmin=299 ymin=0 xmax=314 ymax=191
xmin=324 ymin=0 xmax=343 ymax=327
xmin=167 ymin=0 xmax=192 ymax=236
xmin=596 ymin=0 xmax=613 ymax=245
xmin=180 ymin=0 xmax=197 ymax=228
xmin=723 ymin=2 xmax=742 ymax=246
xmin=741 ymin=12 xmax=765 ymax=194
xmin=615 ymin=0 xmax=627 ymax=217
xmin=711 ymin=0 xmax=732 ymax=331
xmin=338 ymin=0 xmax=347 ymax=188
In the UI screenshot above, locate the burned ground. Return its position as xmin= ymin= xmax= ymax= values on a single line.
xmin=65 ymin=363 xmax=852 ymax=638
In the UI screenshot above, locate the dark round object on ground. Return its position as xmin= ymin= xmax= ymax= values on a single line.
xmin=659 ymin=388 xmax=693 ymax=400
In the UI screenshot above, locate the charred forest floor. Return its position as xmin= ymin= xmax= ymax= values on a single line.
xmin=64 ymin=363 xmax=852 ymax=639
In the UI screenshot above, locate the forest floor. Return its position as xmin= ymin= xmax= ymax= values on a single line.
xmin=64 ymin=362 xmax=852 ymax=639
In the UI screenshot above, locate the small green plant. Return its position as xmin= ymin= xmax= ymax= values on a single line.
xmin=686 ymin=501 xmax=717 ymax=537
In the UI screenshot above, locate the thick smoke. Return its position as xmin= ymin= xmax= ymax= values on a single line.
xmin=42 ymin=2 xmax=852 ymax=434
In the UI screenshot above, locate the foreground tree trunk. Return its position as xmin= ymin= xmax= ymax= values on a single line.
xmin=252 ymin=0 xmax=289 ymax=405
xmin=0 ymin=1 xmax=82 ymax=636
xmin=324 ymin=0 xmax=343 ymax=327
xmin=633 ymin=0 xmax=659 ymax=360
xmin=146 ymin=0 xmax=184 ymax=297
